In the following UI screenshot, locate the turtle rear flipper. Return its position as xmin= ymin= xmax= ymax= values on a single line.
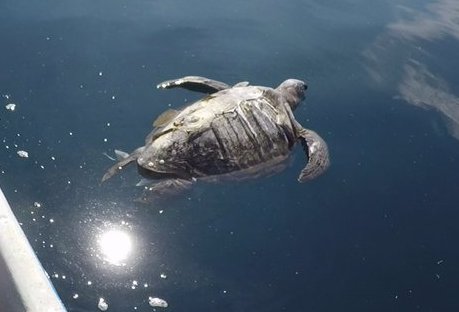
xmin=157 ymin=76 xmax=230 ymax=94
xmin=135 ymin=178 xmax=195 ymax=203
xmin=233 ymin=81 xmax=250 ymax=87
xmin=296 ymin=127 xmax=330 ymax=182
xmin=114 ymin=149 xmax=130 ymax=160
xmin=101 ymin=147 xmax=145 ymax=182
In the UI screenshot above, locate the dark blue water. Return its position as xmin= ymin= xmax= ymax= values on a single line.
xmin=1 ymin=0 xmax=459 ymax=311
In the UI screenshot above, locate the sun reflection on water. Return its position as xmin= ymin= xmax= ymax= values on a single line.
xmin=98 ymin=229 xmax=133 ymax=266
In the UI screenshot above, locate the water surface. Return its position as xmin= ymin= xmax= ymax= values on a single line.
xmin=1 ymin=0 xmax=459 ymax=311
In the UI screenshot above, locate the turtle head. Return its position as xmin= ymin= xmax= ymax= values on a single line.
xmin=276 ymin=79 xmax=308 ymax=111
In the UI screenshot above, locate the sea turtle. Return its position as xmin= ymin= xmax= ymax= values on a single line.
xmin=102 ymin=76 xmax=330 ymax=199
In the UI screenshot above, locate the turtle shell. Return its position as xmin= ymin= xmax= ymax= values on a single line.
xmin=137 ymin=86 xmax=298 ymax=180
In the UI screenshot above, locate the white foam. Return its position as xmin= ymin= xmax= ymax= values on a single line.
xmin=98 ymin=297 xmax=108 ymax=311
xmin=5 ymin=103 xmax=16 ymax=111
xmin=17 ymin=150 xmax=29 ymax=158
xmin=148 ymin=297 xmax=168 ymax=308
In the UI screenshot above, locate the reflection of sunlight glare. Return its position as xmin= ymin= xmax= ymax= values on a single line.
xmin=98 ymin=230 xmax=132 ymax=266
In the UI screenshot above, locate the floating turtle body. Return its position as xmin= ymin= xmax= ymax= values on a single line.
xmin=102 ymin=76 xmax=330 ymax=199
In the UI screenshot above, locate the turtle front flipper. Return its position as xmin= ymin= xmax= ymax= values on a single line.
xmin=295 ymin=125 xmax=330 ymax=182
xmin=101 ymin=147 xmax=145 ymax=182
xmin=156 ymin=76 xmax=230 ymax=94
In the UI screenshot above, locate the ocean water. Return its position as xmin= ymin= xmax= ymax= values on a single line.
xmin=1 ymin=0 xmax=459 ymax=311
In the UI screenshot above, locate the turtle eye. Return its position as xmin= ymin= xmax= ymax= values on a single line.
xmin=303 ymin=83 xmax=308 ymax=91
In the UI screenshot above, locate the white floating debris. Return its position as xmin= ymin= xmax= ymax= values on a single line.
xmin=87 ymin=280 xmax=93 ymax=285
xmin=73 ymin=293 xmax=79 ymax=299
xmin=98 ymin=297 xmax=108 ymax=311
xmin=5 ymin=103 xmax=16 ymax=111
xmin=160 ymin=273 xmax=167 ymax=279
xmin=49 ymin=218 xmax=54 ymax=223
xmin=33 ymin=202 xmax=42 ymax=208
xmin=51 ymin=156 xmax=56 ymax=161
xmin=103 ymin=138 xmax=108 ymax=142
xmin=99 ymin=72 xmax=103 ymax=76
xmin=148 ymin=297 xmax=168 ymax=308
xmin=69 ymin=132 xmax=73 ymax=136
xmin=17 ymin=150 xmax=29 ymax=158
